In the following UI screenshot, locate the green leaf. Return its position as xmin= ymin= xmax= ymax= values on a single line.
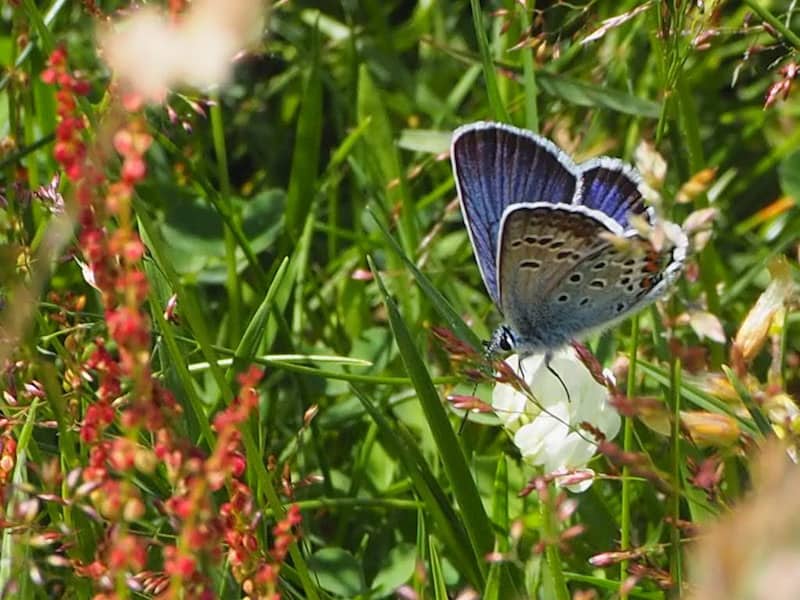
xmin=397 ymin=129 xmax=452 ymax=154
xmin=370 ymin=543 xmax=417 ymax=596
xmin=536 ymin=72 xmax=660 ymax=118
xmin=148 ymin=131 xmax=268 ymax=286
xmin=308 ymin=548 xmax=366 ymax=596
xmin=155 ymin=189 xmax=285 ymax=283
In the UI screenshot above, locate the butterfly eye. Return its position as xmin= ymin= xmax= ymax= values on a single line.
xmin=499 ymin=327 xmax=514 ymax=352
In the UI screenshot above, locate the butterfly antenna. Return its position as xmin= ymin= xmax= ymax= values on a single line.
xmin=545 ymin=353 xmax=571 ymax=403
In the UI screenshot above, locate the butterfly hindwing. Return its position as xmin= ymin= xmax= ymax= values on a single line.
xmin=497 ymin=204 xmax=677 ymax=351
xmin=451 ymin=122 xmax=579 ymax=304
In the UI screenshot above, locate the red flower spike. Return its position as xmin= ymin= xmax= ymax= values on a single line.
xmin=447 ymin=394 xmax=492 ymax=412
xmin=40 ymin=68 xmax=57 ymax=84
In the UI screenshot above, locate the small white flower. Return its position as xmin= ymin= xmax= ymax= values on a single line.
xmin=74 ymin=257 xmax=99 ymax=291
xmin=493 ymin=350 xmax=621 ymax=492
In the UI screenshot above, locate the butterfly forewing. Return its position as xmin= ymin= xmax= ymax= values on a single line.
xmin=579 ymin=161 xmax=648 ymax=229
xmin=451 ymin=122 xmax=579 ymax=304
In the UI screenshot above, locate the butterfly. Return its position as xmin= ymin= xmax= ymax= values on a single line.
xmin=450 ymin=121 xmax=687 ymax=360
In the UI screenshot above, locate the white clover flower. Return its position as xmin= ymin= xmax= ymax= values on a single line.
xmin=493 ymin=350 xmax=621 ymax=492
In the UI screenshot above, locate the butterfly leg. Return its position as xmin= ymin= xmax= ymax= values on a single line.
xmin=457 ymin=380 xmax=480 ymax=435
xmin=544 ymin=351 xmax=572 ymax=403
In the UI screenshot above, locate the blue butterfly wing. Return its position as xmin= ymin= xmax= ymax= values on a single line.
xmin=451 ymin=122 xmax=579 ymax=304
xmin=578 ymin=159 xmax=648 ymax=229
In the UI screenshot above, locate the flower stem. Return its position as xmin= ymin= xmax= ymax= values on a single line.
xmin=669 ymin=358 xmax=683 ymax=589
xmin=209 ymin=93 xmax=242 ymax=345
xmin=620 ymin=315 xmax=639 ymax=596
xmin=742 ymin=0 xmax=800 ymax=50
xmin=541 ymin=486 xmax=569 ymax=600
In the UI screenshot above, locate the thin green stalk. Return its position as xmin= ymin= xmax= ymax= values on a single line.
xmin=240 ymin=429 xmax=321 ymax=599
xmin=669 ymin=359 xmax=683 ymax=591
xmin=23 ymin=92 xmax=40 ymax=196
xmin=492 ymin=457 xmax=509 ymax=552
xmin=519 ymin=2 xmax=539 ymax=132
xmin=4 ymin=10 xmax=20 ymax=210
xmin=743 ymin=0 xmax=800 ymax=50
xmin=0 ymin=0 xmax=68 ymax=93
xmin=209 ymin=94 xmax=242 ymax=344
xmin=541 ymin=488 xmax=569 ymax=600
xmin=0 ymin=134 xmax=54 ymax=171
xmin=620 ymin=315 xmax=639 ymax=595
xmin=0 ymin=400 xmax=41 ymax=591
xmin=674 ymin=68 xmax=724 ymax=368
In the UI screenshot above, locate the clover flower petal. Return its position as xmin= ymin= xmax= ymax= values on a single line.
xmin=493 ymin=349 xmax=621 ymax=492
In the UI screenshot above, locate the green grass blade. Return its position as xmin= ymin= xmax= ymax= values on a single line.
xmin=19 ymin=0 xmax=54 ymax=55
xmin=535 ymin=72 xmax=660 ymax=118
xmin=722 ymin=365 xmax=772 ymax=437
xmin=484 ymin=562 xmax=502 ymax=600
xmin=370 ymin=256 xmax=494 ymax=577
xmin=136 ymin=202 xmax=234 ymax=406
xmin=370 ymin=207 xmax=482 ymax=350
xmin=519 ymin=7 xmax=539 ymax=132
xmin=470 ymin=0 xmax=510 ymax=123
xmin=669 ymin=359 xmax=683 ymax=589
xmin=147 ymin=261 xmax=215 ymax=448
xmin=228 ymin=257 xmax=289 ymax=375
xmin=429 ymin=537 xmax=449 ymax=600
xmin=637 ymin=360 xmax=760 ymax=438
xmin=352 ymin=385 xmax=484 ymax=586
xmin=357 ymin=65 xmax=419 ymax=255
xmin=742 ymin=0 xmax=800 ymax=50
xmin=209 ymin=92 xmax=242 ymax=343
xmin=286 ymin=25 xmax=322 ymax=239
xmin=0 ymin=400 xmax=40 ymax=590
